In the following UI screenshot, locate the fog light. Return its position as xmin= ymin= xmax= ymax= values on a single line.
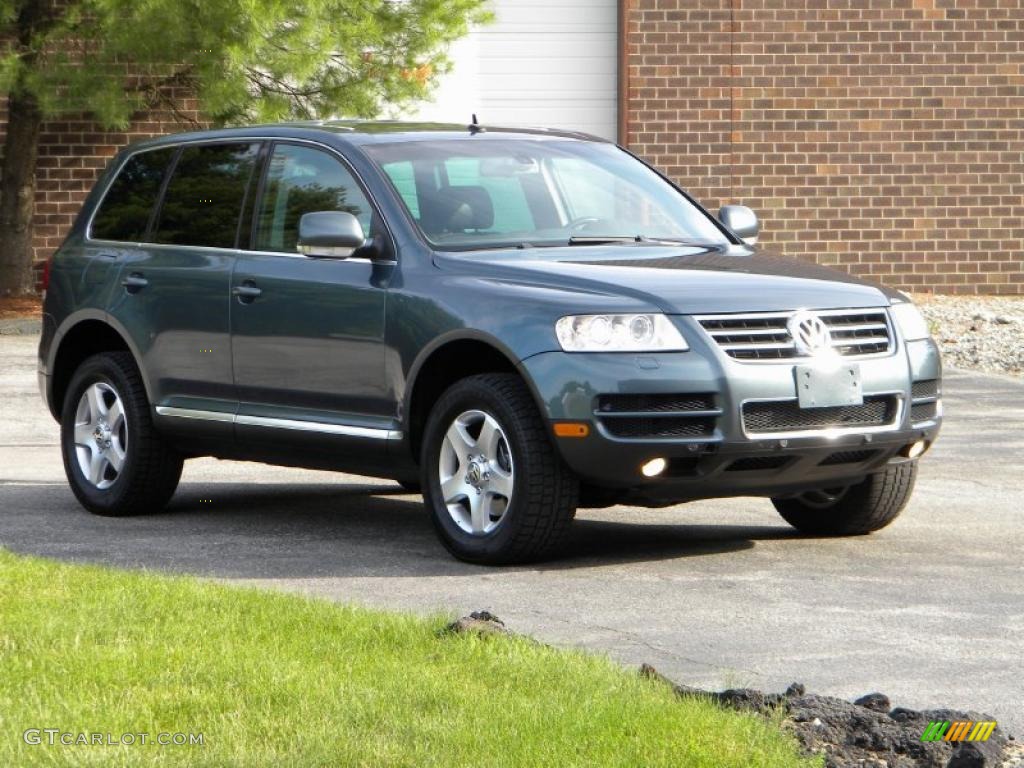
xmin=903 ymin=440 xmax=927 ymax=459
xmin=641 ymin=458 xmax=667 ymax=477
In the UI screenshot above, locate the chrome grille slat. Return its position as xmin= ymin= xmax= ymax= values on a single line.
xmin=707 ymin=327 xmax=790 ymax=337
xmin=826 ymin=322 xmax=888 ymax=332
xmin=697 ymin=308 xmax=893 ymax=362
xmin=719 ymin=341 xmax=796 ymax=351
xmin=831 ymin=334 xmax=888 ymax=345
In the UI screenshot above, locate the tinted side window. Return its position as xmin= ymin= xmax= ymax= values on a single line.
xmin=153 ymin=142 xmax=259 ymax=248
xmin=254 ymin=144 xmax=373 ymax=253
xmin=90 ymin=148 xmax=175 ymax=241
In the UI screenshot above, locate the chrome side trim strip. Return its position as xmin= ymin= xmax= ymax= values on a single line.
xmin=155 ymin=406 xmax=401 ymax=440
xmin=155 ymin=406 xmax=235 ymax=422
xmin=234 ymin=414 xmax=402 ymax=440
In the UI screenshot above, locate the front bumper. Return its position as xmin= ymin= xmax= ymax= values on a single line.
xmin=520 ymin=329 xmax=941 ymax=503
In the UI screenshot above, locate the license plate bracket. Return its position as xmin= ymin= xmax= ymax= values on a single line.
xmin=795 ymin=363 xmax=863 ymax=408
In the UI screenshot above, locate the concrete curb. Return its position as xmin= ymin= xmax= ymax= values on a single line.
xmin=0 ymin=318 xmax=41 ymax=335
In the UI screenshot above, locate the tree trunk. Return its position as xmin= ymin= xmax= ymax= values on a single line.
xmin=0 ymin=89 xmax=43 ymax=296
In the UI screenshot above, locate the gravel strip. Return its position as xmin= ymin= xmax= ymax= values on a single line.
xmin=913 ymin=295 xmax=1024 ymax=378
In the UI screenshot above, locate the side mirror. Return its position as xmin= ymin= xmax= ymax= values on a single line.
xmin=718 ymin=204 xmax=759 ymax=245
xmin=297 ymin=211 xmax=365 ymax=258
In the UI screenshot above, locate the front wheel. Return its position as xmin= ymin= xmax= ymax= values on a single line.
xmin=421 ymin=373 xmax=578 ymax=565
xmin=772 ymin=461 xmax=917 ymax=536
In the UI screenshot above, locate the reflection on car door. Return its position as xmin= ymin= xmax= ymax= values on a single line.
xmin=230 ymin=141 xmax=394 ymax=456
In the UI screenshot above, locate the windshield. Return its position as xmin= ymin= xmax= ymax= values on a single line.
xmin=363 ymin=138 xmax=730 ymax=250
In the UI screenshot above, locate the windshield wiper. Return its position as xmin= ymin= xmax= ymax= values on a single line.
xmin=567 ymin=235 xmax=643 ymax=246
xmin=568 ymin=235 xmax=708 ymax=247
xmin=634 ymin=236 xmax=709 ymax=246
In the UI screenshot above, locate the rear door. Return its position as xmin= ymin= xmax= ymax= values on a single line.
xmin=230 ymin=141 xmax=395 ymax=460
xmin=79 ymin=147 xmax=179 ymax=314
xmin=109 ymin=141 xmax=261 ymax=437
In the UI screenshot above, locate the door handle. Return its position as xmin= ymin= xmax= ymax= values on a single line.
xmin=121 ymin=273 xmax=148 ymax=293
xmin=232 ymin=282 xmax=262 ymax=302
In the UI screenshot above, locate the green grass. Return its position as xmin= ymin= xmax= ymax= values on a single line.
xmin=0 ymin=550 xmax=818 ymax=767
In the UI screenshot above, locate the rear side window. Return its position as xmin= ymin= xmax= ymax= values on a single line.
xmin=153 ymin=142 xmax=260 ymax=248
xmin=90 ymin=148 xmax=175 ymax=241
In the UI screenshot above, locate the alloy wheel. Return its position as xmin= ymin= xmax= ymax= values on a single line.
xmin=438 ymin=409 xmax=514 ymax=535
xmin=73 ymin=382 xmax=128 ymax=490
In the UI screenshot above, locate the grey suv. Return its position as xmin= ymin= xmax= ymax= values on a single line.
xmin=38 ymin=121 xmax=942 ymax=564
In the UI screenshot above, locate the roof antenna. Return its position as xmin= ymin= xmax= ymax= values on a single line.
xmin=468 ymin=113 xmax=485 ymax=134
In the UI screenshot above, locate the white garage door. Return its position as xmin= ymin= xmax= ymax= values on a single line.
xmin=400 ymin=0 xmax=618 ymax=141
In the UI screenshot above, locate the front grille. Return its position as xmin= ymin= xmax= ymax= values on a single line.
xmin=596 ymin=393 xmax=715 ymax=414
xmin=911 ymin=402 xmax=938 ymax=423
xmin=742 ymin=395 xmax=898 ymax=434
xmin=697 ymin=308 xmax=892 ymax=361
xmin=909 ymin=379 xmax=940 ymax=424
xmin=819 ymin=449 xmax=878 ymax=466
xmin=911 ymin=380 xmax=939 ymax=399
xmin=595 ymin=392 xmax=719 ymax=440
xmin=602 ymin=416 xmax=716 ymax=439
xmin=726 ymin=456 xmax=790 ymax=472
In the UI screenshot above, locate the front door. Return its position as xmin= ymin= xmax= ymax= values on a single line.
xmin=230 ymin=142 xmax=395 ymax=460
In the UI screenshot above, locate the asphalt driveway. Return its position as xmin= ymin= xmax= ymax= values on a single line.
xmin=2 ymin=332 xmax=1022 ymax=733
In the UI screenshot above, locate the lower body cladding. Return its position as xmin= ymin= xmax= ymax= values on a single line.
xmin=519 ymin=338 xmax=941 ymax=507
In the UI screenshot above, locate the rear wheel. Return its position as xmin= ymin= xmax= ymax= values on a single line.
xmin=421 ymin=373 xmax=578 ymax=564
xmin=772 ymin=461 xmax=917 ymax=535
xmin=61 ymin=351 xmax=183 ymax=516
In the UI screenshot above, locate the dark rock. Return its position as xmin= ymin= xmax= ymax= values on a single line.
xmin=889 ymin=707 xmax=923 ymax=723
xmin=947 ymin=738 xmax=1003 ymax=768
xmin=855 ymin=692 xmax=891 ymax=713
xmin=715 ymin=687 xmax=786 ymax=714
xmin=441 ymin=610 xmax=511 ymax=637
xmin=637 ymin=665 xmax=1009 ymax=768
xmin=786 ymin=682 xmax=807 ymax=698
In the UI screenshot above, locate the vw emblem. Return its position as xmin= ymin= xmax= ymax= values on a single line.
xmin=788 ymin=311 xmax=832 ymax=356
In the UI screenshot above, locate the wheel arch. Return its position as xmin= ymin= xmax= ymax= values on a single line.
xmin=402 ymin=330 xmax=550 ymax=462
xmin=48 ymin=313 xmax=148 ymax=419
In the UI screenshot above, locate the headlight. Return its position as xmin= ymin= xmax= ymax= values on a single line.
xmin=890 ymin=302 xmax=930 ymax=341
xmin=555 ymin=314 xmax=689 ymax=352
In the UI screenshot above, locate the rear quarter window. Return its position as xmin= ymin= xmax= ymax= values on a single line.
xmin=90 ymin=147 xmax=176 ymax=241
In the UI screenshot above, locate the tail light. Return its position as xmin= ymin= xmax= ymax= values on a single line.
xmin=39 ymin=257 xmax=51 ymax=297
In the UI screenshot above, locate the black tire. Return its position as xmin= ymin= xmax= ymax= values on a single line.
xmin=772 ymin=461 xmax=917 ymax=536
xmin=421 ymin=373 xmax=579 ymax=565
xmin=60 ymin=351 xmax=183 ymax=516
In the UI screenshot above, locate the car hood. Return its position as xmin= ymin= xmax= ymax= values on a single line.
xmin=436 ymin=243 xmax=898 ymax=314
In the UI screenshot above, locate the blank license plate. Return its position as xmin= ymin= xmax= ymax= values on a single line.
xmin=795 ymin=363 xmax=863 ymax=408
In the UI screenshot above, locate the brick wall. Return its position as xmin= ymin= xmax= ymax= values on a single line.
xmin=0 ymin=88 xmax=205 ymax=284
xmin=624 ymin=0 xmax=1024 ymax=294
